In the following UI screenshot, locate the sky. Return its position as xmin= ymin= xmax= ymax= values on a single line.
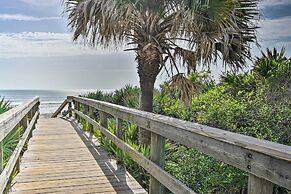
xmin=0 ymin=0 xmax=290 ymax=90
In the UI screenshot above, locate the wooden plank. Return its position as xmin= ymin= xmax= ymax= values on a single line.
xmin=0 ymin=97 xmax=39 ymax=142
xmin=74 ymin=109 xmax=195 ymax=194
xmin=0 ymin=111 xmax=39 ymax=193
xmin=51 ymin=99 xmax=67 ymax=118
xmin=116 ymin=118 xmax=123 ymax=139
xmin=72 ymin=96 xmax=291 ymax=190
xmin=0 ymin=142 xmax=3 ymax=172
xmin=88 ymin=107 xmax=94 ymax=132
xmin=248 ymin=174 xmax=274 ymax=194
xmin=68 ymin=101 xmax=72 ymax=117
xmin=10 ymin=116 xmax=146 ymax=194
xmin=149 ymin=133 xmax=165 ymax=194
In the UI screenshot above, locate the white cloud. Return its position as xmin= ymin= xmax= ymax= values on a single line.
xmin=260 ymin=0 xmax=291 ymax=7
xmin=258 ymin=16 xmax=291 ymax=42
xmin=0 ymin=32 xmax=113 ymax=58
xmin=0 ymin=14 xmax=60 ymax=21
xmin=20 ymin=0 xmax=61 ymax=7
xmin=253 ymin=16 xmax=291 ymax=56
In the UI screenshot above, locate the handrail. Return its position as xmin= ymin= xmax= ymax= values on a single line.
xmin=56 ymin=96 xmax=291 ymax=194
xmin=51 ymin=99 xmax=68 ymax=118
xmin=0 ymin=97 xmax=40 ymax=193
xmin=0 ymin=97 xmax=39 ymax=142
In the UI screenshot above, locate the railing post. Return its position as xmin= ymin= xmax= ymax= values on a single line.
xmin=28 ymin=107 xmax=33 ymax=123
xmin=83 ymin=105 xmax=90 ymax=130
xmin=248 ymin=174 xmax=273 ymax=194
xmin=21 ymin=114 xmax=29 ymax=145
xmin=16 ymin=123 xmax=22 ymax=171
xmin=116 ymin=118 xmax=123 ymax=163
xmin=100 ymin=111 xmax=108 ymax=143
xmin=0 ymin=141 xmax=3 ymax=172
xmin=88 ymin=107 xmax=94 ymax=132
xmin=31 ymin=105 xmax=37 ymax=129
xmin=74 ymin=101 xmax=79 ymax=121
xmin=68 ymin=98 xmax=72 ymax=118
xmin=116 ymin=118 xmax=123 ymax=139
xmin=21 ymin=114 xmax=28 ymax=131
xmin=37 ymin=102 xmax=40 ymax=120
xmin=77 ymin=103 xmax=81 ymax=122
xmin=150 ymin=132 xmax=165 ymax=194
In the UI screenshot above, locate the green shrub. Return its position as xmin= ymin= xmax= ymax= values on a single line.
xmin=81 ymin=50 xmax=290 ymax=193
xmin=0 ymin=97 xmax=10 ymax=114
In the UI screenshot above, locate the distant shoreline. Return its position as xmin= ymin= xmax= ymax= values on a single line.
xmin=0 ymin=89 xmax=110 ymax=114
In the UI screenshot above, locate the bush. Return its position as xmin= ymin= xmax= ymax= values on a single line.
xmin=82 ymin=49 xmax=290 ymax=193
xmin=0 ymin=97 xmax=10 ymax=114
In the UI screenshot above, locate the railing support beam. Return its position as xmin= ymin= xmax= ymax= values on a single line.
xmin=88 ymin=107 xmax=94 ymax=132
xmin=150 ymin=132 xmax=165 ymax=194
xmin=116 ymin=118 xmax=123 ymax=163
xmin=100 ymin=111 xmax=108 ymax=143
xmin=68 ymin=100 xmax=72 ymax=118
xmin=248 ymin=174 xmax=273 ymax=194
xmin=0 ymin=141 xmax=3 ymax=172
xmin=70 ymin=96 xmax=291 ymax=192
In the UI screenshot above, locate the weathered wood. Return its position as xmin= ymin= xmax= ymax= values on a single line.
xmin=116 ymin=118 xmax=123 ymax=163
xmin=68 ymin=101 xmax=72 ymax=117
xmin=0 ymin=142 xmax=3 ymax=172
xmin=73 ymin=109 xmax=195 ymax=194
xmin=88 ymin=107 xmax=94 ymax=132
xmin=0 ymin=111 xmax=39 ymax=193
xmin=51 ymin=99 xmax=67 ymax=118
xmin=116 ymin=118 xmax=123 ymax=139
xmin=72 ymin=96 xmax=291 ymax=190
xmin=67 ymin=96 xmax=73 ymax=118
xmin=75 ymin=102 xmax=80 ymax=121
xmin=99 ymin=111 xmax=108 ymax=143
xmin=20 ymin=115 xmax=28 ymax=131
xmin=100 ymin=111 xmax=108 ymax=127
xmin=10 ymin=116 xmax=146 ymax=194
xmin=150 ymin=133 xmax=165 ymax=194
xmin=73 ymin=101 xmax=77 ymax=120
xmin=248 ymin=174 xmax=274 ymax=194
xmin=0 ymin=97 xmax=39 ymax=142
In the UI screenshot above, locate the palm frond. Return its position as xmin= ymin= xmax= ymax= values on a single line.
xmin=169 ymin=73 xmax=195 ymax=105
xmin=0 ymin=97 xmax=10 ymax=115
xmin=64 ymin=0 xmax=259 ymax=97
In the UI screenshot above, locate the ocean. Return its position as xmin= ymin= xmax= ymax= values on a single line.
xmin=0 ymin=89 xmax=98 ymax=114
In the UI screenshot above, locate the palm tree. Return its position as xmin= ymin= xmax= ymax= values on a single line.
xmin=64 ymin=0 xmax=259 ymax=145
xmin=254 ymin=47 xmax=289 ymax=78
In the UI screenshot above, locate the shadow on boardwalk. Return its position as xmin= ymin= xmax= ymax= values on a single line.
xmin=67 ymin=116 xmax=147 ymax=194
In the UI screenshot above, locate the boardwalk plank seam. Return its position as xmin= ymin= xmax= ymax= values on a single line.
xmin=9 ymin=116 xmax=147 ymax=194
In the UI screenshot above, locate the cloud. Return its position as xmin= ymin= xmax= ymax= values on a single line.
xmin=20 ymin=0 xmax=61 ymax=7
xmin=260 ymin=0 xmax=291 ymax=7
xmin=0 ymin=14 xmax=60 ymax=21
xmin=0 ymin=32 xmax=115 ymax=58
xmin=253 ymin=16 xmax=291 ymax=56
xmin=258 ymin=16 xmax=291 ymax=42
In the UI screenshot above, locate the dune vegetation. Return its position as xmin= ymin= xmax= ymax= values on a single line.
xmin=0 ymin=98 xmax=25 ymax=170
xmin=80 ymin=48 xmax=291 ymax=194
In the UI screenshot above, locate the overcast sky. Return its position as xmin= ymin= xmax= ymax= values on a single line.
xmin=0 ymin=0 xmax=290 ymax=90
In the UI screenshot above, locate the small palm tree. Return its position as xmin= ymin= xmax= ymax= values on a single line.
xmin=254 ymin=48 xmax=289 ymax=78
xmin=64 ymin=0 xmax=259 ymax=144
xmin=0 ymin=97 xmax=10 ymax=114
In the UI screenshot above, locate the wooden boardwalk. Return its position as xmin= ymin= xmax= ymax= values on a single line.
xmin=9 ymin=115 xmax=147 ymax=194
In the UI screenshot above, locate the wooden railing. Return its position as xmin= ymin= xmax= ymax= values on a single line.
xmin=0 ymin=97 xmax=40 ymax=193
xmin=53 ymin=96 xmax=291 ymax=194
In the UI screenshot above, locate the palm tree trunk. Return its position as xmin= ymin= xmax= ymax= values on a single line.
xmin=137 ymin=45 xmax=160 ymax=145
xmin=139 ymin=75 xmax=155 ymax=145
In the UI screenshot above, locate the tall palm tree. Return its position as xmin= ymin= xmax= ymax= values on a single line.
xmin=64 ymin=0 xmax=259 ymax=145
